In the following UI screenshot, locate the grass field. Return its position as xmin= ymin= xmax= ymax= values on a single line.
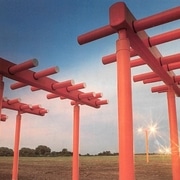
xmin=0 ymin=155 xmax=172 ymax=180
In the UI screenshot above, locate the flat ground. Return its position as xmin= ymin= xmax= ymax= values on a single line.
xmin=0 ymin=155 xmax=172 ymax=180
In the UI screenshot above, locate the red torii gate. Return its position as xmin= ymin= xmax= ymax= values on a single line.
xmin=2 ymin=97 xmax=48 ymax=180
xmin=0 ymin=57 xmax=108 ymax=180
xmin=47 ymin=91 xmax=105 ymax=180
xmin=0 ymin=58 xmax=107 ymax=108
xmin=77 ymin=2 xmax=180 ymax=180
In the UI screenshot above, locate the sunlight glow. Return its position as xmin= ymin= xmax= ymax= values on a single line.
xmin=137 ymin=122 xmax=158 ymax=136
xmin=158 ymin=146 xmax=171 ymax=154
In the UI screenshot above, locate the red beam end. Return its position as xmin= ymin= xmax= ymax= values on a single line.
xmin=133 ymin=6 xmax=180 ymax=32
xmin=10 ymin=82 xmax=27 ymax=90
xmin=67 ymin=83 xmax=86 ymax=92
xmin=31 ymin=86 xmax=41 ymax=91
xmin=34 ymin=66 xmax=59 ymax=79
xmin=52 ymin=80 xmax=74 ymax=90
xmin=78 ymin=92 xmax=95 ymax=99
xmin=77 ymin=25 xmax=116 ymax=45
xmin=39 ymin=109 xmax=48 ymax=116
xmin=31 ymin=104 xmax=41 ymax=110
xmin=133 ymin=72 xmax=158 ymax=82
xmin=95 ymin=99 xmax=109 ymax=106
xmin=7 ymin=98 xmax=21 ymax=105
xmin=151 ymin=85 xmax=168 ymax=93
xmin=9 ymin=59 xmax=38 ymax=74
xmin=47 ymin=93 xmax=60 ymax=99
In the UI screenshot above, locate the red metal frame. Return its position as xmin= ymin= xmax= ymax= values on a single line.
xmin=2 ymin=97 xmax=48 ymax=180
xmin=0 ymin=58 xmax=107 ymax=109
xmin=77 ymin=2 xmax=180 ymax=180
xmin=116 ymin=29 xmax=134 ymax=179
xmin=47 ymin=95 xmax=107 ymax=180
xmin=0 ymin=1 xmax=178 ymax=179
xmin=166 ymin=87 xmax=180 ymax=180
xmin=102 ymin=32 xmax=180 ymax=65
xmin=0 ymin=50 xmax=108 ymax=180
xmin=72 ymin=103 xmax=80 ymax=180
xmin=12 ymin=112 xmax=21 ymax=180
xmin=0 ymin=3 xmax=109 ymax=180
xmin=2 ymin=98 xmax=48 ymax=116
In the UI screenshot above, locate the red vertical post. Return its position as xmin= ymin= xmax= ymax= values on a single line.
xmin=72 ymin=103 xmax=80 ymax=180
xmin=12 ymin=112 xmax=21 ymax=180
xmin=167 ymin=86 xmax=180 ymax=180
xmin=117 ymin=29 xmax=135 ymax=180
xmin=145 ymin=130 xmax=149 ymax=163
xmin=0 ymin=75 xmax=4 ymax=115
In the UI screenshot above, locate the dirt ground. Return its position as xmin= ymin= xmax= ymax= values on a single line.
xmin=0 ymin=155 xmax=172 ymax=180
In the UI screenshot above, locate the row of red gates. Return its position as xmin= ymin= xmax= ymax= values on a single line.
xmin=0 ymin=2 xmax=180 ymax=180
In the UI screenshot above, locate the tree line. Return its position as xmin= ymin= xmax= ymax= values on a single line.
xmin=0 ymin=146 xmax=72 ymax=157
xmin=0 ymin=146 xmax=118 ymax=157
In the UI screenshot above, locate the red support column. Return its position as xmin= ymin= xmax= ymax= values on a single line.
xmin=72 ymin=103 xmax=80 ymax=180
xmin=145 ymin=130 xmax=149 ymax=163
xmin=12 ymin=112 xmax=21 ymax=180
xmin=117 ymin=29 xmax=135 ymax=180
xmin=0 ymin=75 xmax=4 ymax=115
xmin=167 ymin=86 xmax=180 ymax=180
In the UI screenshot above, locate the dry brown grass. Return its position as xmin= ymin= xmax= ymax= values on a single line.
xmin=0 ymin=154 xmax=172 ymax=180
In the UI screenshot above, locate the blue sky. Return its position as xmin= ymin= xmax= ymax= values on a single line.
xmin=0 ymin=0 xmax=179 ymax=154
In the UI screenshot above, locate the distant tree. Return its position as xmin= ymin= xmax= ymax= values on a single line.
xmin=60 ymin=148 xmax=72 ymax=156
xmin=98 ymin=151 xmax=112 ymax=156
xmin=19 ymin=147 xmax=35 ymax=157
xmin=0 ymin=147 xmax=13 ymax=156
xmin=35 ymin=145 xmax=51 ymax=156
xmin=62 ymin=148 xmax=68 ymax=153
xmin=50 ymin=151 xmax=59 ymax=157
xmin=85 ymin=153 xmax=90 ymax=156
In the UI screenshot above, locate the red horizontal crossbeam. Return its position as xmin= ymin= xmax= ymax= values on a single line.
xmin=102 ymin=30 xmax=180 ymax=65
xmin=143 ymin=77 xmax=162 ymax=84
xmin=33 ymin=66 xmax=59 ymax=79
xmin=2 ymin=98 xmax=48 ymax=116
xmin=0 ymin=58 xmax=107 ymax=108
xmin=78 ymin=3 xmax=180 ymax=44
xmin=78 ymin=2 xmax=180 ymax=96
xmin=149 ymin=29 xmax=180 ymax=47
xmin=111 ymin=53 xmax=180 ymax=70
xmin=71 ymin=98 xmax=108 ymax=106
xmin=52 ymin=80 xmax=74 ymax=90
xmin=151 ymin=85 xmax=168 ymax=93
xmin=11 ymin=66 xmax=59 ymax=89
xmin=134 ymin=60 xmax=180 ymax=84
xmin=161 ymin=53 xmax=180 ymax=65
xmin=8 ymin=59 xmax=38 ymax=74
xmin=133 ymin=7 xmax=180 ymax=32
xmin=130 ymin=53 xmax=180 ymax=68
xmin=78 ymin=92 xmax=95 ymax=99
xmin=133 ymin=72 xmax=158 ymax=82
xmin=10 ymin=82 xmax=27 ymax=89
xmin=111 ymin=13 xmax=179 ymax=94
xmin=140 ymin=73 xmax=180 ymax=85
xmin=46 ymin=91 xmax=106 ymax=107
xmin=6 ymin=98 xmax=21 ymax=104
xmin=89 ymin=92 xmax=102 ymax=99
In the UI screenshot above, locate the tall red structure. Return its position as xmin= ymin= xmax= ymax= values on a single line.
xmin=78 ymin=2 xmax=180 ymax=180
xmin=47 ymin=92 xmax=106 ymax=180
xmin=0 ymin=58 xmax=108 ymax=180
xmin=2 ymin=97 xmax=48 ymax=180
